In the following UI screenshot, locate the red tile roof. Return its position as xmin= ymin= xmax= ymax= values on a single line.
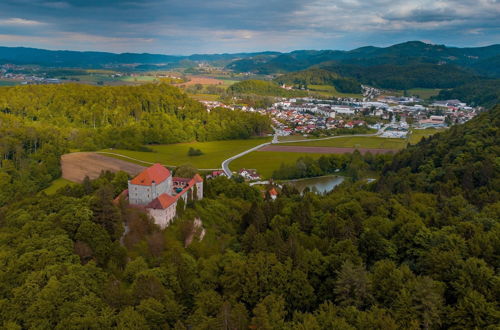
xmin=113 ymin=189 xmax=128 ymax=204
xmin=211 ymin=170 xmax=225 ymax=176
xmin=193 ymin=173 xmax=203 ymax=183
xmin=130 ymin=163 xmax=171 ymax=186
xmin=147 ymin=193 xmax=177 ymax=209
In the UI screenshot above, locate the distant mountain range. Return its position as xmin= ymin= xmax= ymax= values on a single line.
xmin=0 ymin=46 xmax=279 ymax=68
xmin=227 ymin=41 xmax=500 ymax=77
xmin=1 ymin=41 xmax=499 ymax=77
xmin=1 ymin=41 xmax=499 ymax=106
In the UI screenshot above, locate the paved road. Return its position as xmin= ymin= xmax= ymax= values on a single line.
xmin=222 ymin=127 xmax=385 ymax=177
xmin=222 ymin=140 xmax=274 ymax=177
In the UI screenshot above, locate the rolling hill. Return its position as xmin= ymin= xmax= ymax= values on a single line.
xmin=0 ymin=46 xmax=279 ymax=68
xmin=227 ymin=41 xmax=500 ymax=76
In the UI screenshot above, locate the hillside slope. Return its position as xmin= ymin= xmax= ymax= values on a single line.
xmin=377 ymin=105 xmax=500 ymax=207
xmin=228 ymin=41 xmax=500 ymax=77
xmin=274 ymin=68 xmax=361 ymax=93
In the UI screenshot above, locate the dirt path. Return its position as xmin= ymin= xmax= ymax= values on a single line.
xmin=258 ymin=145 xmax=396 ymax=154
xmin=61 ymin=152 xmax=146 ymax=183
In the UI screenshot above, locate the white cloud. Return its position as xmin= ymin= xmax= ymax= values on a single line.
xmin=0 ymin=0 xmax=497 ymax=53
xmin=0 ymin=17 xmax=46 ymax=26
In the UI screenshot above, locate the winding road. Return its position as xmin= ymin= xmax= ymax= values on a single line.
xmin=222 ymin=126 xmax=386 ymax=177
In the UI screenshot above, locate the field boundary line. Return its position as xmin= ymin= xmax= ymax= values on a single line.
xmin=222 ymin=127 xmax=386 ymax=177
xmin=96 ymin=151 xmax=221 ymax=171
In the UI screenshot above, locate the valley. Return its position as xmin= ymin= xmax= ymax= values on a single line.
xmin=0 ymin=39 xmax=498 ymax=329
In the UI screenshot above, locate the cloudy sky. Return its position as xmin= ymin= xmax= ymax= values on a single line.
xmin=0 ymin=0 xmax=498 ymax=54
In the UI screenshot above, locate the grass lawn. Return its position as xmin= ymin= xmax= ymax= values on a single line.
xmin=407 ymin=88 xmax=441 ymax=99
xmin=284 ymin=136 xmax=407 ymax=149
xmin=409 ymin=128 xmax=446 ymax=144
xmin=308 ymin=85 xmax=363 ymax=98
xmin=42 ymin=178 xmax=74 ymax=194
xmin=188 ymin=93 xmax=220 ymax=101
xmin=100 ymin=137 xmax=272 ymax=169
xmin=277 ymin=135 xmax=311 ymax=142
xmin=231 ymin=151 xmax=325 ymax=179
xmin=219 ymin=79 xmax=239 ymax=87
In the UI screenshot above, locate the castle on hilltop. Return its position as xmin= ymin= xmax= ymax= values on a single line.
xmin=117 ymin=163 xmax=203 ymax=228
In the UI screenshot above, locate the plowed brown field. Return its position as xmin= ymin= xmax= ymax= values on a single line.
xmin=61 ymin=152 xmax=145 ymax=183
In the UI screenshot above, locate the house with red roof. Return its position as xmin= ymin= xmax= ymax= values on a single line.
xmin=206 ymin=170 xmax=226 ymax=179
xmin=123 ymin=163 xmax=203 ymax=228
xmin=238 ymin=168 xmax=260 ymax=181
xmin=268 ymin=188 xmax=278 ymax=200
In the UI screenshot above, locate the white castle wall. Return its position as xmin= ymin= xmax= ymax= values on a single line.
xmin=148 ymin=203 xmax=177 ymax=229
xmin=128 ymin=176 xmax=172 ymax=205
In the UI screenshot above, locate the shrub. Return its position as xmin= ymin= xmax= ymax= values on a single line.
xmin=187 ymin=147 xmax=203 ymax=156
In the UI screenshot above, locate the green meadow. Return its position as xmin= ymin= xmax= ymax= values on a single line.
xmin=308 ymin=84 xmax=363 ymax=98
xmin=230 ymin=151 xmax=325 ymax=178
xmin=100 ymin=137 xmax=271 ymax=169
xmin=283 ymin=136 xmax=407 ymax=149
xmin=409 ymin=128 xmax=446 ymax=144
xmin=188 ymin=93 xmax=220 ymax=101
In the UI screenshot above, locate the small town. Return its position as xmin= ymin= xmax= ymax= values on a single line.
xmin=203 ymin=85 xmax=479 ymax=140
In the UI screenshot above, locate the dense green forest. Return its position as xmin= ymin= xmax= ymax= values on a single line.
xmin=314 ymin=63 xmax=479 ymax=90
xmin=0 ymin=84 xmax=270 ymax=148
xmin=434 ymin=79 xmax=500 ymax=108
xmin=274 ymin=69 xmax=361 ymax=94
xmin=0 ymin=87 xmax=498 ymax=329
xmin=272 ymin=151 xmax=393 ymax=181
xmin=228 ymin=41 xmax=500 ymax=77
xmin=227 ymin=41 xmax=500 ymax=101
xmin=376 ymin=106 xmax=500 ymax=207
xmin=0 ymin=83 xmax=270 ymax=205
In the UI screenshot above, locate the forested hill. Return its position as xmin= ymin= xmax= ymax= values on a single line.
xmin=0 ymin=106 xmax=498 ymax=327
xmin=274 ymin=68 xmax=362 ymax=94
xmin=434 ymin=79 xmax=500 ymax=108
xmin=0 ymin=46 xmax=279 ymax=68
xmin=229 ymin=41 xmax=500 ymax=94
xmin=228 ymin=41 xmax=500 ymax=77
xmin=316 ymin=62 xmax=481 ymax=90
xmin=0 ymin=83 xmax=270 ymax=205
xmin=377 ymin=105 xmax=500 ymax=207
xmin=0 ymin=83 xmax=270 ymax=147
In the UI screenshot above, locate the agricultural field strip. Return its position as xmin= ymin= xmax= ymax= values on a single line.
xmin=96 ymin=151 xmax=221 ymax=170
xmin=222 ymin=128 xmax=385 ymax=176
xmin=222 ymin=141 xmax=273 ymax=177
